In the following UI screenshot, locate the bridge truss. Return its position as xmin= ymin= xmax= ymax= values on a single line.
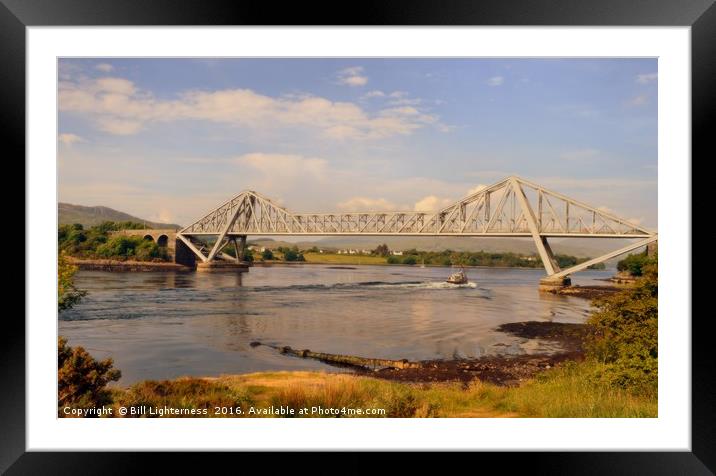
xmin=177 ymin=176 xmax=657 ymax=279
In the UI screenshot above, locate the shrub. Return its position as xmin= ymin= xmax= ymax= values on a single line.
xmin=58 ymin=252 xmax=86 ymax=311
xmin=94 ymin=235 xmax=168 ymax=261
xmin=283 ymin=247 xmax=304 ymax=262
xmin=262 ymin=248 xmax=274 ymax=260
xmin=402 ymin=256 xmax=417 ymax=265
xmin=586 ymin=257 xmax=658 ymax=396
xmin=616 ymin=251 xmax=654 ymax=276
xmin=243 ymin=248 xmax=255 ymax=262
xmin=58 ymin=337 xmax=121 ymax=415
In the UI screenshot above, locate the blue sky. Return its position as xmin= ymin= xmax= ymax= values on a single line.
xmin=58 ymin=58 xmax=657 ymax=227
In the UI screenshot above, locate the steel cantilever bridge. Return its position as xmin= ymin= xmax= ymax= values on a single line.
xmin=177 ymin=176 xmax=657 ymax=282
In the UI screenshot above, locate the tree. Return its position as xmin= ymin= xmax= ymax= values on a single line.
xmin=373 ymin=243 xmax=390 ymax=256
xmin=94 ymin=235 xmax=167 ymax=261
xmin=58 ymin=252 xmax=86 ymax=311
xmin=586 ymin=255 xmax=658 ymax=395
xmin=283 ymin=246 xmax=304 ymax=262
xmin=58 ymin=337 xmax=121 ymax=415
xmin=262 ymin=248 xmax=274 ymax=260
xmin=242 ymin=247 xmax=255 ymax=262
xmin=402 ymin=256 xmax=417 ymax=265
xmin=617 ymin=251 xmax=654 ymax=276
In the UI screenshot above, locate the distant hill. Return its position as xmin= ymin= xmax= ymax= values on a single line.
xmin=58 ymin=203 xmax=181 ymax=230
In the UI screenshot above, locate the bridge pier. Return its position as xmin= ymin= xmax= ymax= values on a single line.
xmin=196 ymin=261 xmax=250 ymax=272
xmin=538 ymin=276 xmax=572 ymax=293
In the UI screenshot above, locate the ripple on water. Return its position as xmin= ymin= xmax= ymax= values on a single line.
xmin=58 ymin=267 xmax=603 ymax=383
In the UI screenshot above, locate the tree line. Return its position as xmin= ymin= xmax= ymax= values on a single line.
xmin=370 ymin=244 xmax=605 ymax=269
xmin=58 ymin=221 xmax=169 ymax=262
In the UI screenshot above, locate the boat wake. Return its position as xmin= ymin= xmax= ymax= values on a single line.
xmin=250 ymin=280 xmax=480 ymax=292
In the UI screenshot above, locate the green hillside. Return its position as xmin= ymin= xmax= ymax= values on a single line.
xmin=58 ymin=203 xmax=181 ymax=230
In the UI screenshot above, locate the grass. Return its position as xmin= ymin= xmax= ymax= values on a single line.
xmin=301 ymin=252 xmax=388 ymax=265
xmin=106 ymin=361 xmax=656 ymax=418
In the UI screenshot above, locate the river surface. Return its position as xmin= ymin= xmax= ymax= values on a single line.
xmin=59 ymin=265 xmax=612 ymax=384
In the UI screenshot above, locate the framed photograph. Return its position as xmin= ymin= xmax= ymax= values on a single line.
xmin=7 ymin=0 xmax=710 ymax=470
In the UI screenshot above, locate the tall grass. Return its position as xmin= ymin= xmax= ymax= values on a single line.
xmin=494 ymin=361 xmax=657 ymax=418
xmin=108 ymin=367 xmax=656 ymax=418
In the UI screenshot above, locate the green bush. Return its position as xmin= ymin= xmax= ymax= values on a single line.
xmin=58 ymin=337 xmax=121 ymax=416
xmin=402 ymin=256 xmax=417 ymax=265
xmin=58 ymin=252 xmax=86 ymax=311
xmin=617 ymin=251 xmax=654 ymax=276
xmin=243 ymin=248 xmax=255 ymax=262
xmin=58 ymin=221 xmax=165 ymax=260
xmin=262 ymin=248 xmax=274 ymax=260
xmin=283 ymin=246 xmax=304 ymax=262
xmin=555 ymin=254 xmax=578 ymax=268
xmin=586 ymin=257 xmax=657 ymax=396
xmin=386 ymin=256 xmax=400 ymax=264
xmin=94 ymin=235 xmax=168 ymax=261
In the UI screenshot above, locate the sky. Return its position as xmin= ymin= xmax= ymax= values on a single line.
xmin=58 ymin=58 xmax=658 ymax=228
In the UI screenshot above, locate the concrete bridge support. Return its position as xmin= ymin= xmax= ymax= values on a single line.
xmin=538 ymin=235 xmax=659 ymax=292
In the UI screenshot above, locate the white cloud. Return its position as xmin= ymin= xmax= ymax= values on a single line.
xmin=363 ymin=90 xmax=385 ymax=99
xmin=389 ymin=91 xmax=408 ymax=98
xmin=414 ymin=195 xmax=454 ymax=212
xmin=95 ymin=77 xmax=136 ymax=95
xmin=636 ymin=72 xmax=658 ymax=84
xmin=466 ymin=184 xmax=486 ymax=196
xmin=95 ymin=63 xmax=114 ymax=73
xmin=388 ymin=98 xmax=422 ymax=106
xmin=97 ymin=118 xmax=144 ymax=135
xmin=336 ymin=66 xmax=368 ymax=87
xmin=627 ymin=94 xmax=649 ymax=107
xmin=486 ymin=76 xmax=504 ymax=86
xmin=337 ymin=197 xmax=400 ymax=211
xmin=58 ymin=133 xmax=84 ymax=145
xmin=236 ymin=153 xmax=328 ymax=183
xmin=59 ymin=144 xmax=656 ymax=229
xmin=59 ymin=76 xmax=446 ymax=139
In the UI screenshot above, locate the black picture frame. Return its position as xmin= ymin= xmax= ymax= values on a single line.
xmin=4 ymin=0 xmax=710 ymax=471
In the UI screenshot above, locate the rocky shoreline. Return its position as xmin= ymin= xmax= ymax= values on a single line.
xmin=257 ymin=321 xmax=593 ymax=387
xmin=364 ymin=321 xmax=591 ymax=386
xmin=555 ymin=284 xmax=623 ymax=300
xmin=68 ymin=258 xmax=193 ymax=272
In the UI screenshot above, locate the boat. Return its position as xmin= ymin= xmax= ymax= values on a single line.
xmin=446 ymin=268 xmax=468 ymax=284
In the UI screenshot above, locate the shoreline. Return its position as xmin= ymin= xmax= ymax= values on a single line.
xmin=350 ymin=320 xmax=590 ymax=386
xmin=69 ymin=255 xmax=617 ymax=274
xmin=247 ymin=321 xmax=591 ymax=387
xmin=556 ymin=284 xmax=624 ymax=300
xmin=68 ymin=257 xmax=193 ymax=272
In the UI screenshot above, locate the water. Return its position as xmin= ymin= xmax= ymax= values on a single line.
xmin=59 ymin=265 xmax=610 ymax=384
